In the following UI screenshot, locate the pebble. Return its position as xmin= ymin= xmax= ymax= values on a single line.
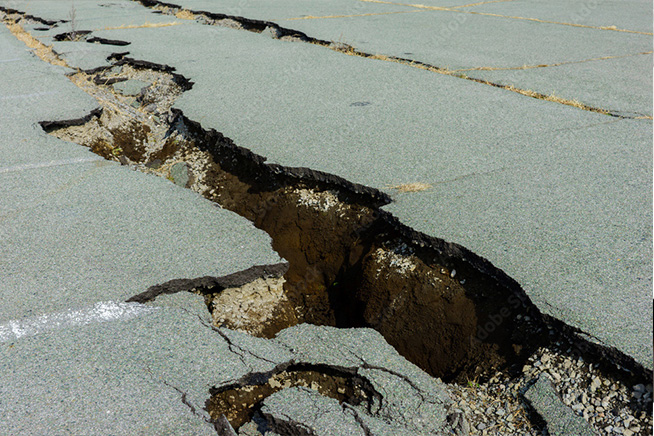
xmin=446 ymin=346 xmax=652 ymax=436
xmin=633 ymin=384 xmax=645 ymax=393
xmin=590 ymin=376 xmax=601 ymax=392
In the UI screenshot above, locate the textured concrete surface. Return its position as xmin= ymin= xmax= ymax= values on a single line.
xmin=0 ymin=296 xmax=225 ymax=435
xmin=141 ymin=0 xmax=652 ymax=118
xmin=0 ymin=12 xmax=281 ymax=433
xmin=462 ymin=0 xmax=653 ymax=33
xmin=0 ymin=292 xmax=463 ymax=434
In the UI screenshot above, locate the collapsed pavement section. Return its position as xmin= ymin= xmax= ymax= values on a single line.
xmin=54 ymin=0 xmax=652 ymax=371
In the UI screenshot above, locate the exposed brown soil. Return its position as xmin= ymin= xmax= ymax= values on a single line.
xmin=40 ymin=58 xmax=649 ymax=391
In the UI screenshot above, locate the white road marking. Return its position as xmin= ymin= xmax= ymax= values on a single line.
xmin=0 ymin=301 xmax=156 ymax=342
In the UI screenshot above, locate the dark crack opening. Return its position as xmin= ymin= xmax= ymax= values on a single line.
xmin=206 ymin=363 xmax=376 ymax=431
xmin=38 ymin=56 xmax=650 ymax=383
xmin=34 ymin=51 xmax=652 ymax=433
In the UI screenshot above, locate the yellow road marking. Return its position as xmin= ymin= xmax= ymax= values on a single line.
xmin=359 ymin=0 xmax=653 ymax=35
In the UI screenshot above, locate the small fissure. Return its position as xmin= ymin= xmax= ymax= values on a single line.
xmin=52 ymin=29 xmax=132 ymax=46
xmin=53 ymin=30 xmax=93 ymax=41
xmin=86 ymin=36 xmax=131 ymax=46
xmin=206 ymin=363 xmax=377 ymax=431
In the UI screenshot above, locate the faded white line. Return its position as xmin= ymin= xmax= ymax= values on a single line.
xmin=0 ymin=91 xmax=58 ymax=100
xmin=0 ymin=301 xmax=157 ymax=342
xmin=0 ymin=156 xmax=104 ymax=174
xmin=0 ymin=58 xmax=22 ymax=63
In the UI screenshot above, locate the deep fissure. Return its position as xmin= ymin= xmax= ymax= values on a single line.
xmin=39 ymin=59 xmax=534 ymax=382
xmin=37 ymin=56 xmax=650 ymax=386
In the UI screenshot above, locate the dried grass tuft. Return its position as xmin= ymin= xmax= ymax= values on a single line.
xmin=388 ymin=182 xmax=432 ymax=193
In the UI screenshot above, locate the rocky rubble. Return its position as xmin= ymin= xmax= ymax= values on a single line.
xmin=448 ymin=346 xmax=652 ymax=436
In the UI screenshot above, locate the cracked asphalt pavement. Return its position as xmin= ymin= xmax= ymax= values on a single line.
xmin=0 ymin=0 xmax=651 ymax=434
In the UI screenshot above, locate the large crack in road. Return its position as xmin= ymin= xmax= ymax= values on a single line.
xmin=42 ymin=53 xmax=537 ymax=381
xmin=1 ymin=6 xmax=652 ymax=436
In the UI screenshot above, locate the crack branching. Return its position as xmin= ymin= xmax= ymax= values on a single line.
xmin=343 ymin=404 xmax=376 ymax=436
xmin=199 ymin=316 xmax=282 ymax=367
xmin=143 ymin=364 xmax=221 ymax=431
xmin=124 ymin=0 xmax=643 ymax=118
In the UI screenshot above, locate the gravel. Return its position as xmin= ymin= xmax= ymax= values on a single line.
xmin=447 ymin=345 xmax=652 ymax=435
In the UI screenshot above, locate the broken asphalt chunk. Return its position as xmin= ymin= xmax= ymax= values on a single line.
xmin=208 ymin=323 xmax=466 ymax=435
xmin=524 ymin=374 xmax=597 ymax=436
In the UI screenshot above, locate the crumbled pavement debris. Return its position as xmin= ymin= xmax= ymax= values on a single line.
xmin=112 ymin=78 xmax=151 ymax=96
xmin=448 ymin=346 xmax=652 ymax=436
